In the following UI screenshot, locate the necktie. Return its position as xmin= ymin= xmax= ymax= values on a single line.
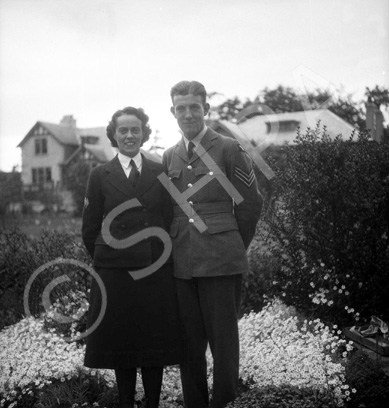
xmin=128 ymin=159 xmax=140 ymax=187
xmin=188 ymin=141 xmax=195 ymax=159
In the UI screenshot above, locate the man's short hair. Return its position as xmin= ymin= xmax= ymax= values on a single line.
xmin=170 ymin=80 xmax=207 ymax=105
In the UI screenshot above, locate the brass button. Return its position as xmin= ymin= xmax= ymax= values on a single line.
xmin=187 ymin=165 xmax=192 ymax=170
xmin=187 ymin=183 xmax=193 ymax=188
xmin=188 ymin=201 xmax=193 ymax=206
xmin=189 ymin=218 xmax=194 ymax=223
xmin=209 ymin=171 xmax=214 ymax=176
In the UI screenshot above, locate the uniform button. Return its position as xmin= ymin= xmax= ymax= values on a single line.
xmin=189 ymin=218 xmax=194 ymax=223
xmin=187 ymin=165 xmax=192 ymax=170
xmin=187 ymin=183 xmax=193 ymax=188
xmin=209 ymin=171 xmax=214 ymax=176
xmin=188 ymin=201 xmax=193 ymax=206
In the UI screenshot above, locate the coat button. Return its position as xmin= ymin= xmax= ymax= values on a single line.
xmin=188 ymin=201 xmax=193 ymax=206
xmin=209 ymin=171 xmax=214 ymax=176
xmin=187 ymin=165 xmax=192 ymax=170
xmin=189 ymin=218 xmax=194 ymax=223
xmin=187 ymin=183 xmax=193 ymax=188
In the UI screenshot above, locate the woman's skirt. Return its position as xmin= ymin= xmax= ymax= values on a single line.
xmin=84 ymin=263 xmax=182 ymax=368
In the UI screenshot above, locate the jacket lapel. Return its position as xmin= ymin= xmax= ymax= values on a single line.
xmin=174 ymin=138 xmax=189 ymax=163
xmin=106 ymin=154 xmax=159 ymax=199
xmin=105 ymin=155 xmax=134 ymax=198
xmin=190 ymin=128 xmax=218 ymax=164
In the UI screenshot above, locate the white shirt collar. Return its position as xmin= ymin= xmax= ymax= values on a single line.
xmin=183 ymin=126 xmax=208 ymax=149
xmin=118 ymin=151 xmax=142 ymax=170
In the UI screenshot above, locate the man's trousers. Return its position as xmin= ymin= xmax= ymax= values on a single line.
xmin=175 ymin=274 xmax=242 ymax=408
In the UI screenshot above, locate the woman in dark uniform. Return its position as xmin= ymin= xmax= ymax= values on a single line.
xmin=82 ymin=106 xmax=181 ymax=408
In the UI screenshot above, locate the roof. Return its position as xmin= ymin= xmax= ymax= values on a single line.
xmin=85 ymin=144 xmax=114 ymax=162
xmin=17 ymin=121 xmax=79 ymax=147
xmin=18 ymin=120 xmax=117 ymax=164
xmin=234 ymin=109 xmax=356 ymax=152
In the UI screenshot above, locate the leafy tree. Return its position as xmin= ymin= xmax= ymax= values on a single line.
xmin=366 ymin=85 xmax=389 ymax=108
xmin=211 ymin=96 xmax=253 ymax=121
xmin=63 ymin=160 xmax=92 ymax=216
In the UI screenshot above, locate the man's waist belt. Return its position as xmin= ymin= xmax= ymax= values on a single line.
xmin=173 ymin=201 xmax=233 ymax=217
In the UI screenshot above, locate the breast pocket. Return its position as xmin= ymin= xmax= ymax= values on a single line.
xmin=194 ymin=166 xmax=229 ymax=200
xmin=168 ymin=169 xmax=181 ymax=180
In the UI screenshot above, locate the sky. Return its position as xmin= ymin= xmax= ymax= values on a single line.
xmin=0 ymin=0 xmax=388 ymax=172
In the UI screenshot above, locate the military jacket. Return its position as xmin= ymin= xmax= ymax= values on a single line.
xmin=162 ymin=128 xmax=262 ymax=278
xmin=82 ymin=155 xmax=172 ymax=268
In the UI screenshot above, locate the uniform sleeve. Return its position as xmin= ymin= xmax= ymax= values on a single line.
xmin=81 ymin=167 xmax=105 ymax=259
xmin=227 ymin=140 xmax=263 ymax=249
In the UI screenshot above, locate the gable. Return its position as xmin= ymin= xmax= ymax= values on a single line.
xmin=18 ymin=121 xmax=79 ymax=148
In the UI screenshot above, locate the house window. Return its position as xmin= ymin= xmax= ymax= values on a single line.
xmin=32 ymin=167 xmax=52 ymax=184
xmin=35 ymin=138 xmax=48 ymax=155
xmin=266 ymin=120 xmax=300 ymax=133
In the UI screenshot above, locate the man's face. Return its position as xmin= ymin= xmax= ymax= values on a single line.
xmin=171 ymin=94 xmax=209 ymax=140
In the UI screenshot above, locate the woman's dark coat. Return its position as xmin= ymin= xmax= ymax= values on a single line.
xmin=82 ymin=154 xmax=181 ymax=368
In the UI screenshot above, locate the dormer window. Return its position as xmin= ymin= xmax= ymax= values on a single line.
xmin=266 ymin=120 xmax=300 ymax=133
xmin=35 ymin=137 xmax=48 ymax=154
xmin=81 ymin=135 xmax=99 ymax=145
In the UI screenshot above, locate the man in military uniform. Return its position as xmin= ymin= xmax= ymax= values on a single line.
xmin=162 ymin=80 xmax=262 ymax=408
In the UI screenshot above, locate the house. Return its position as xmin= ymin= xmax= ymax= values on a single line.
xmin=17 ymin=115 xmax=160 ymax=213
xmin=17 ymin=115 xmax=116 ymax=212
xmin=208 ymin=109 xmax=356 ymax=202
xmin=211 ymin=109 xmax=355 ymax=152
xmin=17 ymin=115 xmax=115 ymax=188
xmin=208 ymin=108 xmax=356 ymax=180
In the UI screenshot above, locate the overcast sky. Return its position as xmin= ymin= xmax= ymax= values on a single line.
xmin=0 ymin=0 xmax=388 ymax=171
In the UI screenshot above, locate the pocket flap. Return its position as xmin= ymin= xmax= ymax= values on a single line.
xmin=204 ymin=215 xmax=239 ymax=234
xmin=169 ymin=221 xmax=179 ymax=237
xmin=195 ymin=167 xmax=210 ymax=176
xmin=168 ymin=169 xmax=181 ymax=179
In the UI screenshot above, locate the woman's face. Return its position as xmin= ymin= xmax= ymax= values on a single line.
xmin=114 ymin=114 xmax=143 ymax=158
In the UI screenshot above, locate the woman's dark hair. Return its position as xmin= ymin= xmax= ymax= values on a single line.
xmin=106 ymin=106 xmax=152 ymax=148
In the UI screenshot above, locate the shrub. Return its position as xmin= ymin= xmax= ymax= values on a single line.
xmin=0 ymin=227 xmax=91 ymax=330
xmin=257 ymin=126 xmax=389 ymax=326
xmin=345 ymin=349 xmax=389 ymax=408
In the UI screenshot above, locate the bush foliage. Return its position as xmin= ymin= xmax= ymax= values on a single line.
xmin=246 ymin=126 xmax=389 ymax=326
xmin=0 ymin=227 xmax=91 ymax=330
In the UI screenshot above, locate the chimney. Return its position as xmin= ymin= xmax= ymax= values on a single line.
xmin=60 ymin=115 xmax=77 ymax=128
xmin=366 ymin=98 xmax=384 ymax=143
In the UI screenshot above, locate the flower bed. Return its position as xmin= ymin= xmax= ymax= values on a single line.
xmin=0 ymin=300 xmax=354 ymax=408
